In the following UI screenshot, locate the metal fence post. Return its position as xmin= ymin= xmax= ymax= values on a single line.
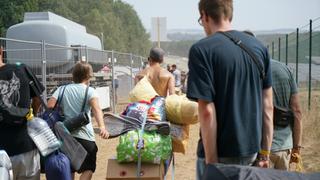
xmin=140 ymin=56 xmax=143 ymax=70
xmin=296 ymin=28 xmax=299 ymax=84
xmin=278 ymin=37 xmax=281 ymax=61
xmin=111 ymin=50 xmax=115 ymax=113
xmin=272 ymin=41 xmax=274 ymax=59
xmin=41 ymin=40 xmax=47 ymax=101
xmin=308 ymin=19 xmax=312 ymax=110
xmin=285 ymin=34 xmax=288 ymax=65
xmin=85 ymin=46 xmax=88 ymax=62
xmin=130 ymin=53 xmax=133 ymax=90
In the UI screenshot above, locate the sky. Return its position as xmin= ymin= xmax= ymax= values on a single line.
xmin=122 ymin=0 xmax=320 ymax=31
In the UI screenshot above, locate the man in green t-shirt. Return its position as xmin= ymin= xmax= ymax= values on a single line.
xmin=270 ymin=60 xmax=302 ymax=170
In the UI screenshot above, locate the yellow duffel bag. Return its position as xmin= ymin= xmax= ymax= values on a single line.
xmin=129 ymin=76 xmax=158 ymax=102
xmin=165 ymin=94 xmax=198 ymax=125
xmin=172 ymin=138 xmax=188 ymax=154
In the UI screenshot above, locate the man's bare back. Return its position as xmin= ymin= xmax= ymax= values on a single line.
xmin=135 ymin=65 xmax=174 ymax=97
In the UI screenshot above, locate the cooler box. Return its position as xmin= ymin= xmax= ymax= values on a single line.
xmin=106 ymin=159 xmax=164 ymax=180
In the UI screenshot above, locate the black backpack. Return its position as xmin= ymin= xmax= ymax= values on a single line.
xmin=0 ymin=64 xmax=34 ymax=126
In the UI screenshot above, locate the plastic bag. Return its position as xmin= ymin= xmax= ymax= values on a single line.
xmin=148 ymin=96 xmax=166 ymax=121
xmin=122 ymin=101 xmax=150 ymax=121
xmin=129 ymin=76 xmax=158 ymax=102
xmin=0 ymin=150 xmax=13 ymax=180
xmin=290 ymin=153 xmax=304 ymax=172
xmin=170 ymin=123 xmax=190 ymax=154
xmin=117 ymin=130 xmax=172 ymax=164
xmin=166 ymin=94 xmax=198 ymax=125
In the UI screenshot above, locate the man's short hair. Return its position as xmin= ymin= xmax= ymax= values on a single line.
xmin=199 ymin=0 xmax=233 ymax=24
xmin=72 ymin=62 xmax=93 ymax=83
xmin=149 ymin=47 xmax=165 ymax=63
xmin=172 ymin=64 xmax=177 ymax=68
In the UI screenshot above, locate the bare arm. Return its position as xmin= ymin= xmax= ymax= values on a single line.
xmin=134 ymin=71 xmax=145 ymax=85
xmin=256 ymin=87 xmax=273 ymax=167
xmin=290 ymin=93 xmax=302 ymax=150
xmin=89 ymin=97 xmax=109 ymax=139
xmin=47 ymin=97 xmax=57 ymax=109
xmin=168 ymin=74 xmax=175 ymax=95
xmin=31 ymin=97 xmax=42 ymax=114
xmin=256 ymin=87 xmax=273 ymax=168
xmin=262 ymin=87 xmax=274 ymax=152
xmin=198 ymin=100 xmax=218 ymax=164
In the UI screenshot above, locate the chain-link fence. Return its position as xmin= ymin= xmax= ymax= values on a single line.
xmin=265 ymin=17 xmax=320 ymax=109
xmin=0 ymin=37 xmax=147 ymax=113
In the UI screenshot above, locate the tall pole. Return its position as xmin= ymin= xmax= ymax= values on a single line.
xmin=140 ymin=56 xmax=143 ymax=70
xmin=308 ymin=19 xmax=312 ymax=110
xmin=272 ymin=41 xmax=274 ymax=59
xmin=130 ymin=53 xmax=133 ymax=90
xmin=85 ymin=46 xmax=88 ymax=63
xmin=278 ymin=37 xmax=281 ymax=61
xmin=101 ymin=32 xmax=104 ymax=50
xmin=157 ymin=17 xmax=160 ymax=48
xmin=296 ymin=28 xmax=299 ymax=84
xmin=41 ymin=40 xmax=47 ymax=101
xmin=285 ymin=34 xmax=288 ymax=65
xmin=111 ymin=50 xmax=115 ymax=113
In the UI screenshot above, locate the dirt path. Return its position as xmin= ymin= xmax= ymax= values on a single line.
xmin=40 ymin=89 xmax=320 ymax=180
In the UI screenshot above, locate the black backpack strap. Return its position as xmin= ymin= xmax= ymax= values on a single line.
xmin=19 ymin=63 xmax=47 ymax=111
xmin=29 ymin=81 xmax=47 ymax=110
xmin=218 ymin=31 xmax=266 ymax=79
xmin=81 ymin=86 xmax=89 ymax=112
xmin=29 ymin=79 xmax=67 ymax=112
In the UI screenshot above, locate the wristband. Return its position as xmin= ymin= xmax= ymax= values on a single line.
xmin=257 ymin=155 xmax=269 ymax=161
xmin=293 ymin=145 xmax=303 ymax=149
xmin=259 ymin=149 xmax=270 ymax=156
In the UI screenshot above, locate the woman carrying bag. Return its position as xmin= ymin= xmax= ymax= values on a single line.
xmin=48 ymin=62 xmax=109 ymax=180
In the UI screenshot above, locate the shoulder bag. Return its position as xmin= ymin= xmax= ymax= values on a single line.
xmin=63 ymin=86 xmax=90 ymax=132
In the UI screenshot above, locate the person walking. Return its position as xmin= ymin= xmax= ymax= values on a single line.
xmin=171 ymin=64 xmax=182 ymax=94
xmin=186 ymin=0 xmax=274 ymax=179
xmin=0 ymin=46 xmax=44 ymax=180
xmin=135 ymin=47 xmax=175 ymax=97
xmin=48 ymin=62 xmax=109 ymax=180
xmin=270 ymin=59 xmax=302 ymax=170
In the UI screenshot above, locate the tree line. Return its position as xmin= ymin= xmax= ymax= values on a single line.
xmin=0 ymin=0 xmax=151 ymax=56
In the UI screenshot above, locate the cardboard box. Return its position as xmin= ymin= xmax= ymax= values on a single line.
xmin=106 ymin=159 xmax=164 ymax=180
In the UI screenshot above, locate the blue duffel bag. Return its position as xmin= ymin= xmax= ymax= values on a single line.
xmin=45 ymin=151 xmax=72 ymax=180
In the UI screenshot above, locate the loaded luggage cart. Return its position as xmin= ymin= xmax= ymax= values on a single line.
xmin=104 ymin=77 xmax=199 ymax=180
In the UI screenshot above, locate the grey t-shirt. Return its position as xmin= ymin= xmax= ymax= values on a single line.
xmin=271 ymin=60 xmax=298 ymax=151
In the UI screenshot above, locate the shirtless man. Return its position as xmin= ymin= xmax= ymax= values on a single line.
xmin=134 ymin=47 xmax=175 ymax=97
